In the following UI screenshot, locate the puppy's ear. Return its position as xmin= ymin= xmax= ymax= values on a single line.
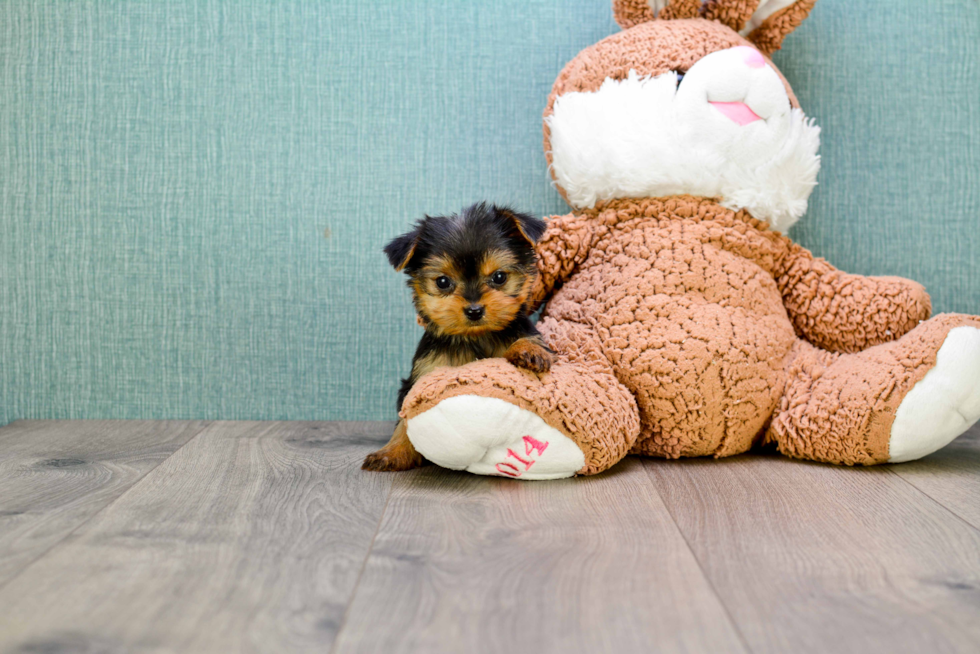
xmin=495 ymin=206 xmax=547 ymax=247
xmin=384 ymin=222 xmax=423 ymax=272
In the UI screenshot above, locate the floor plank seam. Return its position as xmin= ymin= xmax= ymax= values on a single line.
xmin=0 ymin=420 xmax=214 ymax=595
xmin=638 ymin=460 xmax=756 ymax=654
xmin=328 ymin=471 xmax=396 ymax=654
xmin=885 ymin=467 xmax=980 ymax=534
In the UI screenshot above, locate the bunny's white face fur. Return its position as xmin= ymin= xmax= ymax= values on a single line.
xmin=546 ymin=46 xmax=821 ymax=232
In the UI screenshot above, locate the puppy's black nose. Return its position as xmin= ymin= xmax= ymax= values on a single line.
xmin=464 ymin=305 xmax=485 ymax=321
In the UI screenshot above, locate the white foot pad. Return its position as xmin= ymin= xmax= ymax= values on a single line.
xmin=890 ymin=326 xmax=980 ymax=463
xmin=406 ymin=395 xmax=586 ymax=480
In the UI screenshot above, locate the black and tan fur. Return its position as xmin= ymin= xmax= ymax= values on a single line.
xmin=363 ymin=203 xmax=554 ymax=472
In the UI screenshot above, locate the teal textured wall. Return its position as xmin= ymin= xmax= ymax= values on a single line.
xmin=1 ymin=0 xmax=978 ymax=425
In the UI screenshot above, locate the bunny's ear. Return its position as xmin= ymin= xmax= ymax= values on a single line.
xmin=612 ymin=0 xmax=656 ymax=29
xmin=700 ymin=0 xmax=761 ymax=33
xmin=659 ymin=0 xmax=705 ymax=20
xmin=745 ymin=0 xmax=817 ymax=56
xmin=612 ymin=0 xmax=700 ymax=30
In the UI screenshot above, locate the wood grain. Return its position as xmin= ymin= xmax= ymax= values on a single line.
xmin=0 ymin=420 xmax=208 ymax=587
xmin=4 ymin=420 xmax=979 ymax=654
xmin=643 ymin=452 xmax=980 ymax=654
xmin=890 ymin=422 xmax=980 ymax=530
xmin=332 ymin=458 xmax=747 ymax=654
xmin=0 ymin=421 xmax=394 ymax=654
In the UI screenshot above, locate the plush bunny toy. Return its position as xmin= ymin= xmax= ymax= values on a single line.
xmin=397 ymin=0 xmax=980 ymax=479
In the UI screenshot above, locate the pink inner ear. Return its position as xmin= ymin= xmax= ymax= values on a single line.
xmin=709 ymin=101 xmax=763 ymax=126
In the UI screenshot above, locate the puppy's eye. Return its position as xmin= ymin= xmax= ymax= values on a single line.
xmin=490 ymin=271 xmax=507 ymax=286
xmin=435 ymin=276 xmax=453 ymax=290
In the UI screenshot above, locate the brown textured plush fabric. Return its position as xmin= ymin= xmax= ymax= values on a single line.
xmin=532 ymin=196 xmax=935 ymax=460
xmin=776 ymin=244 xmax=931 ymax=353
xmin=546 ymin=19 xmax=757 ymax=100
xmin=747 ymin=0 xmax=818 ymax=55
xmin=403 ymin=196 xmax=976 ymax=471
xmin=612 ymin=0 xmax=656 ymax=29
xmin=404 ymin=321 xmax=641 ymax=476
xmin=536 ymin=197 xmax=799 ymax=460
xmin=659 ymin=0 xmax=703 ymax=21
xmin=768 ymin=314 xmax=980 ymax=464
xmin=700 ymin=0 xmax=760 ymax=33
xmin=400 ymin=0 xmax=980 ymax=474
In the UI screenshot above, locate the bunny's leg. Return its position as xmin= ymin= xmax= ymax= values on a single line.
xmin=767 ymin=314 xmax=980 ymax=465
xmin=399 ymin=317 xmax=641 ymax=479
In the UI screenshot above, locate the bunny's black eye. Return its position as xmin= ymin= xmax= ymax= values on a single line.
xmin=435 ymin=276 xmax=453 ymax=290
xmin=490 ymin=271 xmax=507 ymax=286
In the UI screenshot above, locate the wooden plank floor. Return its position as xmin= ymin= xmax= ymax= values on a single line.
xmin=0 ymin=420 xmax=978 ymax=653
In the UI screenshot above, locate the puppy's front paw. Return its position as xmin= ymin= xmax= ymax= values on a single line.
xmin=505 ymin=339 xmax=555 ymax=374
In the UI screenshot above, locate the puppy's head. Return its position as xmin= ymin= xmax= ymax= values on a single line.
xmin=384 ymin=203 xmax=546 ymax=336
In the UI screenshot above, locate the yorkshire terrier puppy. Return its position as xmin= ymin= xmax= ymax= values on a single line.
xmin=362 ymin=202 xmax=555 ymax=472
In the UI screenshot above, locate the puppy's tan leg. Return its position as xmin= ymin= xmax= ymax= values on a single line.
xmin=362 ymin=419 xmax=425 ymax=471
xmin=504 ymin=337 xmax=555 ymax=373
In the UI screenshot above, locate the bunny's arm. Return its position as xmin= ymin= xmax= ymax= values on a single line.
xmin=775 ymin=242 xmax=932 ymax=353
xmin=530 ymin=211 xmax=604 ymax=311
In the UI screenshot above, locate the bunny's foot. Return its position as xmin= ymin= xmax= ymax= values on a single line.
xmin=399 ymin=323 xmax=641 ymax=479
xmin=408 ymin=395 xmax=585 ymax=480
xmin=769 ymin=314 xmax=980 ymax=465
xmin=889 ymin=324 xmax=980 ymax=462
